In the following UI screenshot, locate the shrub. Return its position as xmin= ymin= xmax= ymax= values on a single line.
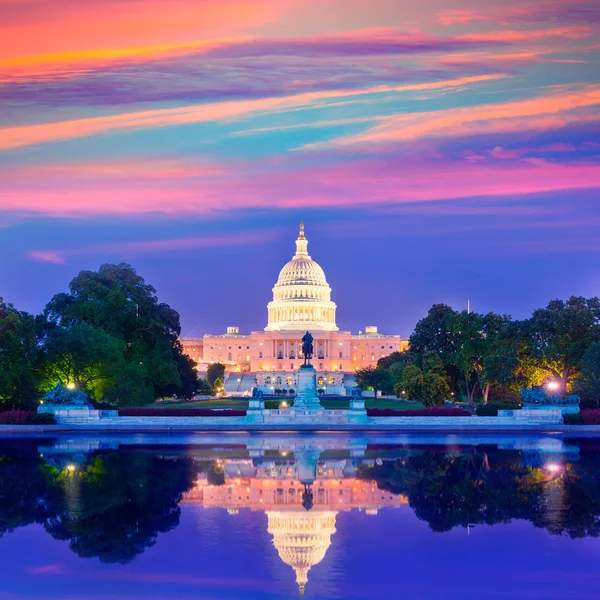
xmin=264 ymin=400 xmax=295 ymax=409
xmin=289 ymin=389 xmax=295 ymax=395
xmin=367 ymin=407 xmax=471 ymax=417
xmin=477 ymin=399 xmax=523 ymax=417
xmin=564 ymin=413 xmax=584 ymax=425
xmin=476 ymin=404 xmax=499 ymax=416
xmin=92 ymin=400 xmax=117 ymax=410
xmin=30 ymin=413 xmax=57 ymax=425
xmin=0 ymin=411 xmax=56 ymax=425
xmin=118 ymin=408 xmax=246 ymax=417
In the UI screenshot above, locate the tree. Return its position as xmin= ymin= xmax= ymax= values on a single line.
xmin=197 ymin=378 xmax=212 ymax=396
xmin=573 ymin=342 xmax=600 ymax=405
xmin=43 ymin=263 xmax=191 ymax=403
xmin=355 ymin=367 xmax=393 ymax=398
xmin=0 ymin=299 xmax=41 ymax=408
xmin=212 ymin=377 xmax=225 ymax=396
xmin=450 ymin=311 xmax=511 ymax=406
xmin=523 ymin=296 xmax=600 ymax=389
xmin=40 ymin=323 xmax=126 ymax=400
xmin=409 ymin=304 xmax=461 ymax=393
xmin=395 ymin=351 xmax=451 ymax=407
xmin=206 ymin=363 xmax=225 ymax=388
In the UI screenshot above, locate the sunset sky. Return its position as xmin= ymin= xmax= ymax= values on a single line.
xmin=1 ymin=0 xmax=599 ymax=336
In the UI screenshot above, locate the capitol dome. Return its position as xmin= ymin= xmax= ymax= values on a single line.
xmin=266 ymin=223 xmax=338 ymax=332
xmin=267 ymin=510 xmax=337 ymax=596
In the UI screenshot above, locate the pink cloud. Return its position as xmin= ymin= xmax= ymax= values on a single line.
xmin=27 ymin=250 xmax=67 ymax=265
xmin=9 ymin=154 xmax=600 ymax=222
xmin=26 ymin=230 xmax=281 ymax=264
xmin=438 ymin=1 xmax=600 ymax=26
xmin=26 ymin=563 xmax=67 ymax=575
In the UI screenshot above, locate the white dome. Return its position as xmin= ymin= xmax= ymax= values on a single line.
xmin=277 ymin=257 xmax=328 ymax=287
xmin=267 ymin=510 xmax=337 ymax=596
xmin=265 ymin=223 xmax=338 ymax=332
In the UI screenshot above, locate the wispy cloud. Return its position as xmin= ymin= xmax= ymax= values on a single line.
xmin=438 ymin=1 xmax=600 ymax=26
xmin=26 ymin=230 xmax=281 ymax=264
xmin=304 ymin=85 xmax=600 ymax=149
xmin=0 ymin=74 xmax=505 ymax=150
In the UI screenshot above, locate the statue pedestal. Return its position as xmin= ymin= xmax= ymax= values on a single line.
xmin=293 ymin=365 xmax=322 ymax=410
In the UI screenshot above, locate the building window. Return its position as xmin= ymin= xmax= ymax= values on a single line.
xmin=328 ymin=376 xmax=335 ymax=385
xmin=287 ymin=376 xmax=293 ymax=385
xmin=317 ymin=376 xmax=325 ymax=385
xmin=339 ymin=351 xmax=343 ymax=359
xmin=265 ymin=377 xmax=271 ymax=385
xmin=339 ymin=364 xmax=342 ymax=370
xmin=259 ymin=352 xmax=263 ymax=359
xmin=228 ymin=352 xmax=232 ymax=361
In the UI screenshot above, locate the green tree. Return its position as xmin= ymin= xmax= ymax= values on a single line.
xmin=206 ymin=363 xmax=225 ymax=388
xmin=197 ymin=378 xmax=212 ymax=396
xmin=212 ymin=377 xmax=225 ymax=396
xmin=573 ymin=342 xmax=600 ymax=405
xmin=40 ymin=322 xmax=126 ymax=400
xmin=43 ymin=263 xmax=192 ymax=404
xmin=355 ymin=366 xmax=393 ymax=398
xmin=523 ymin=296 xmax=600 ymax=389
xmin=0 ymin=299 xmax=41 ymax=408
xmin=395 ymin=351 xmax=450 ymax=407
xmin=450 ymin=311 xmax=511 ymax=406
xmin=409 ymin=304 xmax=461 ymax=393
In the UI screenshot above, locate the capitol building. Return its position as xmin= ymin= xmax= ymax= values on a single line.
xmin=181 ymin=223 xmax=406 ymax=395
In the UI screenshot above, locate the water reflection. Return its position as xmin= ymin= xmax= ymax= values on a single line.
xmin=1 ymin=434 xmax=599 ymax=597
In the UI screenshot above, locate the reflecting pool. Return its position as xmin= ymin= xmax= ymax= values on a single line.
xmin=1 ymin=433 xmax=600 ymax=599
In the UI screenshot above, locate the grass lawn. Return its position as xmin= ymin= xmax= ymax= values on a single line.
xmin=147 ymin=397 xmax=425 ymax=410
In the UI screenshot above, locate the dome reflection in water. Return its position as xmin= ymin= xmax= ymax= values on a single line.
xmin=0 ymin=434 xmax=599 ymax=599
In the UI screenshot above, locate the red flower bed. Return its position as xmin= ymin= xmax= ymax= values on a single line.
xmin=0 ymin=410 xmax=36 ymax=424
xmin=581 ymin=409 xmax=600 ymax=425
xmin=118 ymin=408 xmax=246 ymax=417
xmin=367 ymin=407 xmax=471 ymax=417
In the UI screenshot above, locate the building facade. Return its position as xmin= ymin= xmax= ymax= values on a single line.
xmin=181 ymin=223 xmax=407 ymax=394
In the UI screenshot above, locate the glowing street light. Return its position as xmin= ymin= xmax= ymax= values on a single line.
xmin=545 ymin=463 xmax=561 ymax=473
xmin=546 ymin=381 xmax=560 ymax=392
xmin=66 ymin=382 xmax=75 ymax=390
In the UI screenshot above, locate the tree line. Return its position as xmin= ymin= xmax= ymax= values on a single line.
xmin=355 ymin=298 xmax=600 ymax=407
xmin=0 ymin=263 xmax=200 ymax=408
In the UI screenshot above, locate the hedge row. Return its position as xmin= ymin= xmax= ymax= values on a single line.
xmin=564 ymin=410 xmax=600 ymax=425
xmin=118 ymin=408 xmax=246 ymax=417
xmin=0 ymin=411 xmax=56 ymax=425
xmin=367 ymin=408 xmax=471 ymax=417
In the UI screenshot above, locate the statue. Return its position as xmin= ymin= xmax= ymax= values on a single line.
xmin=39 ymin=382 xmax=92 ymax=414
xmin=351 ymin=387 xmax=364 ymax=400
xmin=520 ymin=386 xmax=580 ymax=406
xmin=43 ymin=382 xmax=91 ymax=406
xmin=251 ymin=387 xmax=264 ymax=402
xmin=301 ymin=331 xmax=314 ymax=366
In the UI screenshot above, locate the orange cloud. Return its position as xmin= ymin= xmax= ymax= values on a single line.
xmin=0 ymin=0 xmax=278 ymax=63
xmin=0 ymin=74 xmax=506 ymax=150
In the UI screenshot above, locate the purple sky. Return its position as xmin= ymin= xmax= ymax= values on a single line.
xmin=1 ymin=0 xmax=599 ymax=336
